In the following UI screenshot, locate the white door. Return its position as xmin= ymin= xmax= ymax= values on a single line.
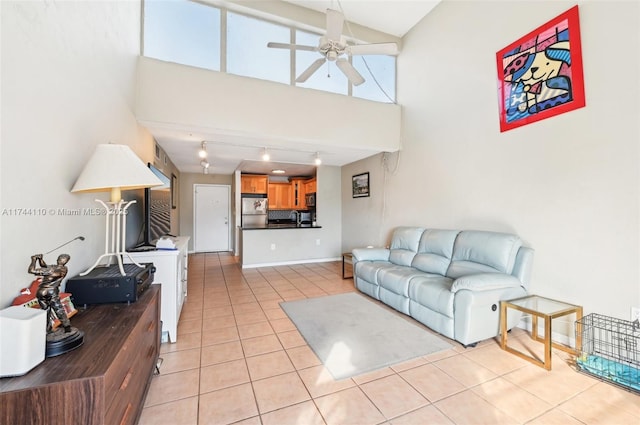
xmin=194 ymin=184 xmax=230 ymax=252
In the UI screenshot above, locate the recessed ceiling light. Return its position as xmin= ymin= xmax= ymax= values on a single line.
xmin=272 ymin=169 xmax=286 ymax=174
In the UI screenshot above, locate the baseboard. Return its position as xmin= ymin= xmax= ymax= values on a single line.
xmin=241 ymin=257 xmax=341 ymax=269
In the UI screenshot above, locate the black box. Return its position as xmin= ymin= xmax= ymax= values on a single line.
xmin=66 ymin=263 xmax=154 ymax=306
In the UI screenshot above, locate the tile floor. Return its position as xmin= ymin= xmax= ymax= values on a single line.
xmin=139 ymin=252 xmax=639 ymax=425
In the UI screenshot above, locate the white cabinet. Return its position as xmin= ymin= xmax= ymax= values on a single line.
xmin=125 ymin=236 xmax=189 ymax=343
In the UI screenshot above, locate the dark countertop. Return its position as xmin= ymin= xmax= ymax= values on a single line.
xmin=242 ymin=223 xmax=322 ymax=230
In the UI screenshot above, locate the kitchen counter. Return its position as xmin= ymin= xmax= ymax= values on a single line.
xmin=243 ymin=223 xmax=322 ymax=230
xmin=239 ymin=224 xmax=334 ymax=268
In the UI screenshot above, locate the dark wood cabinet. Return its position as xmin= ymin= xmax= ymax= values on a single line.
xmin=0 ymin=285 xmax=161 ymax=425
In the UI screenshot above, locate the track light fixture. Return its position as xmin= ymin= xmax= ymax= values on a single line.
xmin=201 ymin=159 xmax=210 ymax=174
xmin=198 ymin=141 xmax=208 ymax=158
xmin=262 ymin=148 xmax=270 ymax=161
xmin=314 ymin=152 xmax=322 ymax=166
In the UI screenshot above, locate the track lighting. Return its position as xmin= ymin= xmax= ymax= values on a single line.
xmin=262 ymin=148 xmax=270 ymax=161
xmin=198 ymin=141 xmax=208 ymax=158
xmin=201 ymin=159 xmax=210 ymax=174
xmin=314 ymin=152 xmax=322 ymax=166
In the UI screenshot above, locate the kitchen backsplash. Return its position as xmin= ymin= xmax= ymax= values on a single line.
xmin=268 ymin=210 xmax=297 ymax=220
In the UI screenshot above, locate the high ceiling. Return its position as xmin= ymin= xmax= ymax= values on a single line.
xmin=282 ymin=0 xmax=441 ymax=38
xmin=149 ymin=0 xmax=441 ymax=176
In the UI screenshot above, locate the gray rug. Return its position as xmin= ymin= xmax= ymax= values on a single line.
xmin=280 ymin=292 xmax=452 ymax=380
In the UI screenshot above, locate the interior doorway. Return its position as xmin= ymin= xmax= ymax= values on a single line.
xmin=193 ymin=184 xmax=230 ymax=252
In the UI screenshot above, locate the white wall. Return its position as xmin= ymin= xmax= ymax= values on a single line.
xmin=0 ymin=0 xmax=151 ymax=307
xmin=342 ymin=0 xmax=640 ymax=321
xmin=135 ymin=57 xmax=402 ymax=156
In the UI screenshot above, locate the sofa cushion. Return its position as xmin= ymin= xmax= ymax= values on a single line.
xmin=354 ymin=261 xmax=395 ymax=286
xmin=378 ymin=267 xmax=425 ymax=297
xmin=408 ymin=274 xmax=455 ymax=318
xmin=411 ymin=229 xmax=459 ymax=275
xmin=446 ymin=231 xmax=522 ymax=279
xmin=389 ymin=227 xmax=425 ymax=266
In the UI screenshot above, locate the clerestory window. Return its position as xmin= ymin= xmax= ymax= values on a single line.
xmin=142 ymin=0 xmax=396 ymax=103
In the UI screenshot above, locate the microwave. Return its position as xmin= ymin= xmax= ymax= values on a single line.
xmin=305 ymin=192 xmax=316 ymax=207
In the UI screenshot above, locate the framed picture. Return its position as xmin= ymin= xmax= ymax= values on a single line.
xmin=352 ymin=172 xmax=370 ymax=198
xmin=496 ymin=5 xmax=585 ymax=132
xmin=171 ymin=173 xmax=177 ymax=209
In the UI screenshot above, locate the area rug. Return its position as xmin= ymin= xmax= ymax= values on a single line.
xmin=280 ymin=292 xmax=452 ymax=380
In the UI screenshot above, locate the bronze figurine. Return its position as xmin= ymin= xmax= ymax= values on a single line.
xmin=28 ymin=254 xmax=72 ymax=332
xmin=28 ymin=253 xmax=84 ymax=357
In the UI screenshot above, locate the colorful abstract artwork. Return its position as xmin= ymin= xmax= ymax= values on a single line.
xmin=496 ymin=6 xmax=585 ymax=132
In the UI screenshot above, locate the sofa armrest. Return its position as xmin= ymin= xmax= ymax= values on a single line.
xmin=451 ymin=273 xmax=523 ymax=293
xmin=352 ymin=248 xmax=390 ymax=263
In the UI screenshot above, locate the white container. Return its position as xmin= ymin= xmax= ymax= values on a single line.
xmin=0 ymin=306 xmax=47 ymax=377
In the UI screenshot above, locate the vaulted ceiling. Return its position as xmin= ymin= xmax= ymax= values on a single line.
xmin=148 ymin=0 xmax=441 ymax=175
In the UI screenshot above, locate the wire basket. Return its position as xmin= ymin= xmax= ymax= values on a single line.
xmin=575 ymin=313 xmax=640 ymax=393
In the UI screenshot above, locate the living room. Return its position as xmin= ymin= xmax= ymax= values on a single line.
xmin=2 ymin=0 xmax=639 ymax=424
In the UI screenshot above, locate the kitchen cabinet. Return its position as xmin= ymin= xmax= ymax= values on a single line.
xmin=290 ymin=178 xmax=307 ymax=209
xmin=125 ymin=236 xmax=189 ymax=343
xmin=241 ymin=175 xmax=268 ymax=194
xmin=304 ymin=178 xmax=317 ymax=208
xmin=305 ymin=178 xmax=317 ymax=194
xmin=268 ymin=182 xmax=292 ymax=209
xmin=0 ymin=286 xmax=161 ymax=425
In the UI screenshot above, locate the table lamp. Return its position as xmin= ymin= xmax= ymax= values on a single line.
xmin=71 ymin=144 xmax=163 ymax=275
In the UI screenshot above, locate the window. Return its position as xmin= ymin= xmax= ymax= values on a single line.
xmin=352 ymin=55 xmax=396 ymax=103
xmin=143 ymin=0 xmax=220 ymax=71
xmin=227 ymin=12 xmax=290 ymax=84
xmin=142 ymin=1 xmax=395 ymax=103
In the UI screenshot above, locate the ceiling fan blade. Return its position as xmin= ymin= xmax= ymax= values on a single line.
xmin=325 ymin=8 xmax=344 ymax=41
xmin=347 ymin=42 xmax=399 ymax=56
xmin=267 ymin=42 xmax=318 ymax=52
xmin=336 ymin=58 xmax=365 ymax=86
xmin=296 ymin=58 xmax=326 ymax=83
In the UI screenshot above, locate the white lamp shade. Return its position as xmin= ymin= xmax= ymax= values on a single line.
xmin=71 ymin=144 xmax=164 ymax=202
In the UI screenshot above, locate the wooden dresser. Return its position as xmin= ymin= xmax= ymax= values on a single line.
xmin=0 ymin=285 xmax=160 ymax=425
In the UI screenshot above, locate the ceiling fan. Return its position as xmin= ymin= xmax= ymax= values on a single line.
xmin=267 ymin=8 xmax=399 ymax=86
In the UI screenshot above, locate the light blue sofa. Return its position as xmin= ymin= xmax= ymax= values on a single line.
xmin=352 ymin=227 xmax=534 ymax=347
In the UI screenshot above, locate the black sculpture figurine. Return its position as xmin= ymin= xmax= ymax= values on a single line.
xmin=28 ymin=253 xmax=84 ymax=357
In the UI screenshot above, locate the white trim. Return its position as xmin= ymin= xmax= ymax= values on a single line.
xmin=241 ymin=256 xmax=341 ymax=269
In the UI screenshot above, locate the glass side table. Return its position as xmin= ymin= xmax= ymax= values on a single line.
xmin=500 ymin=295 xmax=583 ymax=370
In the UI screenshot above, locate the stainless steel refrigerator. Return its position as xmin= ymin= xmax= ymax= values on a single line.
xmin=241 ymin=197 xmax=268 ymax=228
